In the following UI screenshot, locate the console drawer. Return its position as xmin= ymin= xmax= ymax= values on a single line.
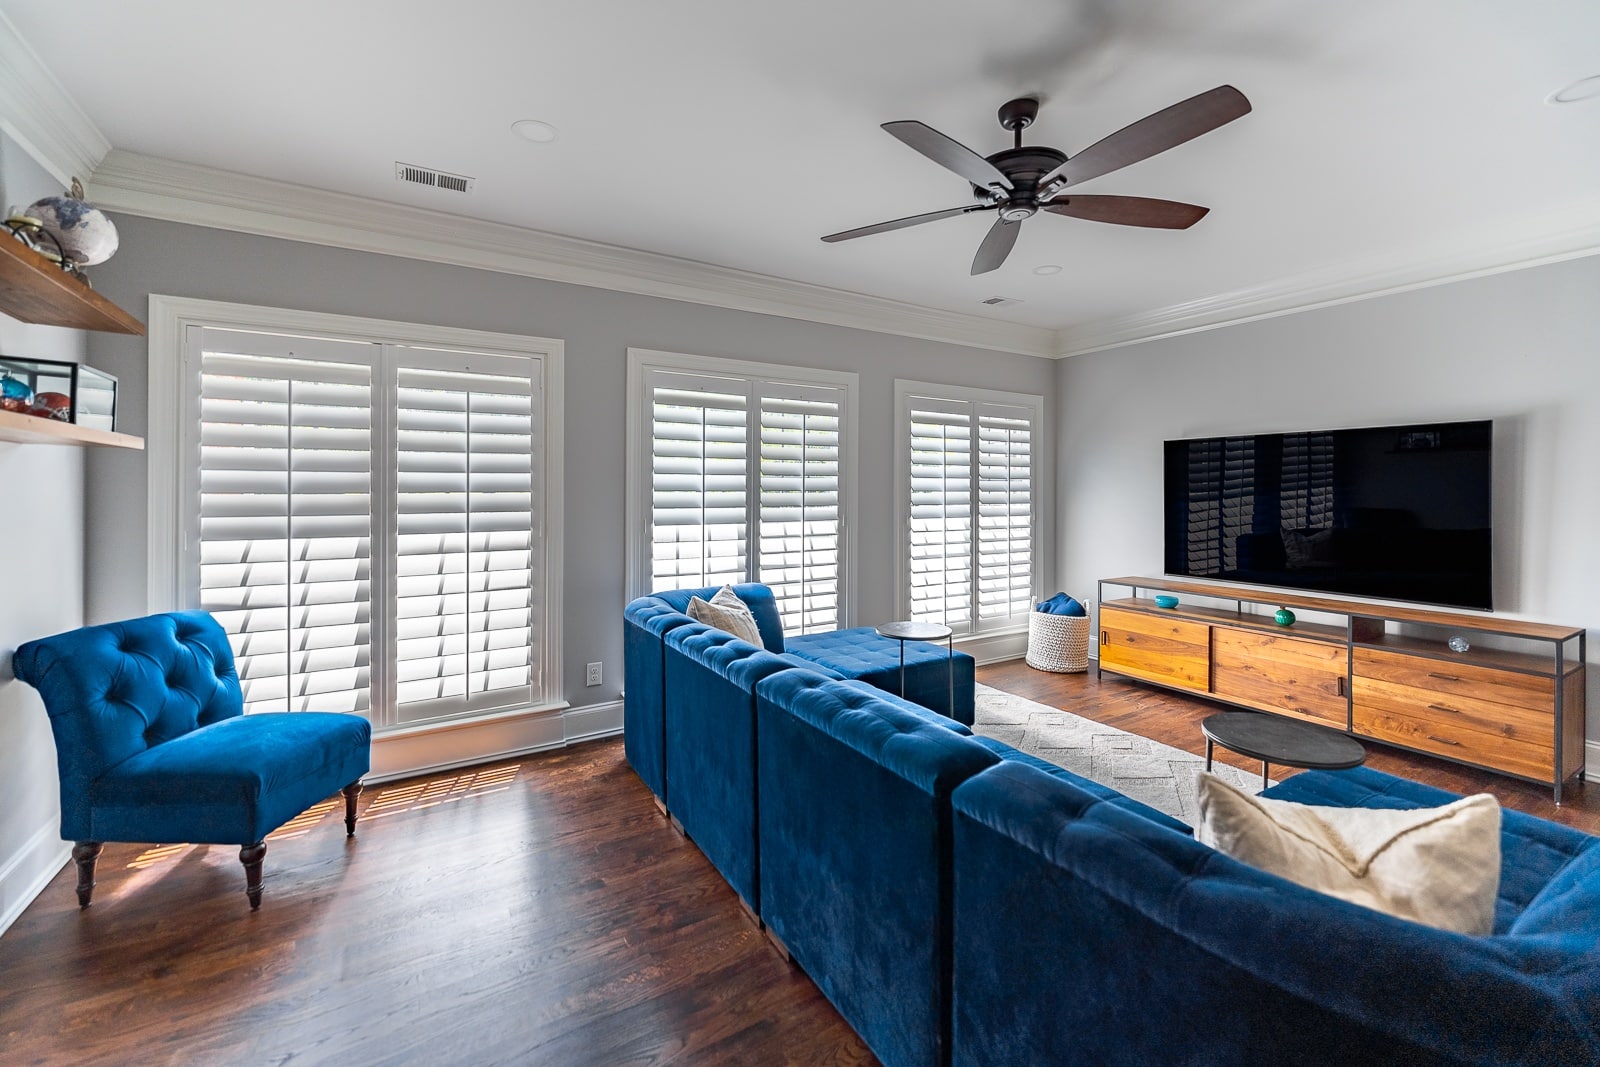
xmin=1352 ymin=647 xmax=1553 ymax=714
xmin=1099 ymin=606 xmax=1208 ymax=693
xmin=1212 ymin=629 xmax=1347 ymax=727
xmin=1350 ymin=675 xmax=1554 ymax=748
xmin=1353 ymin=705 xmax=1553 ymax=780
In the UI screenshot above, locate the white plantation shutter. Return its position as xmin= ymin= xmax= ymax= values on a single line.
xmin=758 ymin=387 xmax=841 ymax=634
xmin=393 ymin=355 xmax=539 ymax=722
xmin=975 ymin=403 xmax=1033 ymax=625
xmin=196 ymin=329 xmax=374 ymax=716
xmin=902 ymin=386 xmax=1039 ymax=636
xmin=907 ymin=398 xmax=973 ymax=630
xmin=186 ymin=322 xmax=556 ymax=731
xmin=649 ymin=372 xmax=749 ymax=590
xmin=634 ymin=359 xmax=850 ymax=634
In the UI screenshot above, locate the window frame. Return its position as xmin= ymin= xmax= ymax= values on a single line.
xmin=624 ymin=348 xmax=859 ymax=629
xmin=148 ymin=296 xmax=565 ymax=731
xmin=894 ymin=379 xmax=1044 ymax=637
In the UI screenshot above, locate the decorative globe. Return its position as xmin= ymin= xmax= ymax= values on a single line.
xmin=25 ymin=193 xmax=119 ymax=266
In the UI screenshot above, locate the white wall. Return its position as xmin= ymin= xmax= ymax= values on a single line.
xmin=0 ymin=132 xmax=87 ymax=931
xmin=1055 ymin=253 xmax=1600 ymax=756
xmin=80 ymin=214 xmax=1058 ymax=713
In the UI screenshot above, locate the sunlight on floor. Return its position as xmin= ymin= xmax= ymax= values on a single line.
xmin=125 ymin=842 xmax=189 ymax=870
xmin=268 ymin=797 xmax=340 ymax=840
xmin=118 ymin=766 xmax=523 ymax=873
xmin=363 ymin=763 xmax=522 ymax=819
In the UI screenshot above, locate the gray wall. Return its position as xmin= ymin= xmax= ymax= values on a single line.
xmin=83 ymin=214 xmax=1058 ymax=712
xmin=0 ymin=132 xmax=86 ymax=924
xmin=1055 ymin=253 xmax=1600 ymax=750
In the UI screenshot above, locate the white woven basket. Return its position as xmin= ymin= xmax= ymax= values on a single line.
xmin=1026 ymin=611 xmax=1090 ymax=673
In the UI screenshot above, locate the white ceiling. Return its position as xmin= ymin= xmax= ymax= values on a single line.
xmin=5 ymin=0 xmax=1600 ymax=345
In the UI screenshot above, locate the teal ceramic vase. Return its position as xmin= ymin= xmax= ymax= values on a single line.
xmin=1274 ymin=607 xmax=1295 ymax=626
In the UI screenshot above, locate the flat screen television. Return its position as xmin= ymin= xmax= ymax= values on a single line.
xmin=1163 ymin=420 xmax=1493 ymax=610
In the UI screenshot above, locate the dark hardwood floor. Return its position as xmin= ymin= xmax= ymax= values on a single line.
xmin=1 ymin=664 xmax=1593 ymax=1066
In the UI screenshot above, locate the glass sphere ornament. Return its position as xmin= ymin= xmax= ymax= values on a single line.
xmin=1448 ymin=635 xmax=1471 ymax=654
xmin=25 ymin=178 xmax=118 ymax=267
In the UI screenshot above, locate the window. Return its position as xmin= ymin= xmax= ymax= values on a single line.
xmin=174 ymin=317 xmax=562 ymax=732
xmin=627 ymin=350 xmax=856 ymax=636
xmin=896 ymin=382 xmax=1041 ymax=636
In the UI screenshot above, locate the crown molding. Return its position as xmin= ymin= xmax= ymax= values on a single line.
xmin=86 ymin=150 xmax=1057 ymax=359
xmin=0 ymin=11 xmax=111 ymax=188
xmin=1056 ymin=205 xmax=1600 ymax=357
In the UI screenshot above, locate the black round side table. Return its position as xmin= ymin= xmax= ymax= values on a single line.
xmin=1201 ymin=711 xmax=1367 ymax=791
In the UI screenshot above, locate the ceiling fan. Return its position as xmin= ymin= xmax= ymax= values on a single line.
xmin=822 ymin=85 xmax=1251 ymax=275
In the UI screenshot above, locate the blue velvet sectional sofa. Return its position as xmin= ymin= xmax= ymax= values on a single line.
xmin=621 ymin=586 xmax=1600 ymax=1067
xmin=623 ymin=582 xmax=975 ymax=808
xmin=950 ymin=763 xmax=1600 ymax=1066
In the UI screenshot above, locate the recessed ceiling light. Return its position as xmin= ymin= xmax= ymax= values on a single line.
xmin=1548 ymin=75 xmax=1600 ymax=104
xmin=512 ymin=119 xmax=559 ymax=143
xmin=1033 ymin=264 xmax=1062 ymax=276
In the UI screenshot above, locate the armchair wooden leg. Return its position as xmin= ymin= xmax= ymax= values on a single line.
xmin=240 ymin=841 xmax=267 ymax=910
xmin=342 ymin=781 xmax=363 ymax=837
xmin=72 ymin=841 xmax=103 ymax=908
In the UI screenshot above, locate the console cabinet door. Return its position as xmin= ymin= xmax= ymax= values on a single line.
xmin=1351 ymin=647 xmax=1555 ymax=779
xmin=1099 ymin=606 xmax=1209 ymax=693
xmin=1212 ymin=629 xmax=1347 ymax=727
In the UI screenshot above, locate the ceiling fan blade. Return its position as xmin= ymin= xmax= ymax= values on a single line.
xmin=1042 ymin=195 xmax=1210 ymax=229
xmin=1039 ymin=85 xmax=1251 ymax=190
xmin=882 ymin=120 xmax=1012 ymax=191
xmin=821 ymin=205 xmax=987 ymax=243
xmin=971 ymin=217 xmax=1021 ymax=275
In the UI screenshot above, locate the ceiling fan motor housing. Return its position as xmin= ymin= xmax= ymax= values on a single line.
xmin=975 ymin=145 xmax=1068 ymax=220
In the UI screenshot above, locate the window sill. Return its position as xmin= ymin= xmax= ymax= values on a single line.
xmin=372 ymin=699 xmax=571 ymax=740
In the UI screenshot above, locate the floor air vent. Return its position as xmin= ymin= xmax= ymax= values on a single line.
xmin=980 ymin=296 xmax=1022 ymax=307
xmin=395 ymin=162 xmax=475 ymax=193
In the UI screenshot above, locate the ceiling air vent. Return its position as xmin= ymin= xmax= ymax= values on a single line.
xmin=980 ymin=296 xmax=1022 ymax=307
xmin=395 ymin=162 xmax=475 ymax=193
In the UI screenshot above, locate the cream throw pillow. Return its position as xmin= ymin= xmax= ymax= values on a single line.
xmin=1195 ymin=773 xmax=1502 ymax=934
xmin=686 ymin=585 xmax=764 ymax=648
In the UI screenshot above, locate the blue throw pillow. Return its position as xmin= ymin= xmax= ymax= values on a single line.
xmin=1036 ymin=594 xmax=1087 ymax=616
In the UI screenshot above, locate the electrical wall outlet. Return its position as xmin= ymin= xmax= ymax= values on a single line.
xmin=586 ymin=662 xmax=602 ymax=687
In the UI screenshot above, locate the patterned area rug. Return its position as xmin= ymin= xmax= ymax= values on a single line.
xmin=973 ymin=683 xmax=1272 ymax=823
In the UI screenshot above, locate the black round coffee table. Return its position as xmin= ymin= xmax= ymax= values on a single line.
xmin=1201 ymin=711 xmax=1367 ymax=791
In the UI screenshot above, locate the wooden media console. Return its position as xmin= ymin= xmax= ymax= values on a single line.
xmin=1096 ymin=576 xmax=1588 ymax=802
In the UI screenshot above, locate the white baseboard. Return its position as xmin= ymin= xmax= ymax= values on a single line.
xmin=0 ymin=822 xmax=70 ymax=938
xmin=957 ymin=629 xmax=1028 ymax=666
xmin=366 ymin=700 xmax=624 ymax=785
xmin=564 ymin=699 xmax=625 ymax=744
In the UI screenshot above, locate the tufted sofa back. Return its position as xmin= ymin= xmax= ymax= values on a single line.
xmin=13 ymin=611 xmax=244 ymax=840
xmin=643 ymin=583 xmax=786 ymax=653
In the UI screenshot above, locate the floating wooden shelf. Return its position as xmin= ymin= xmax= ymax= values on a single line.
xmin=0 ymin=233 xmax=144 ymax=335
xmin=0 ymin=408 xmax=143 ymax=449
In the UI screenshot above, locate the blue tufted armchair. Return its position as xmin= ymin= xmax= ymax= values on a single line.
xmin=12 ymin=611 xmax=372 ymax=909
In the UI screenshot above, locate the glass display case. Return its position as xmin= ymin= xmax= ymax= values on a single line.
xmin=0 ymin=355 xmax=118 ymax=431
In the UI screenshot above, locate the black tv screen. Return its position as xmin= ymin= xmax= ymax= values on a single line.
xmin=1164 ymin=420 xmax=1493 ymax=610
